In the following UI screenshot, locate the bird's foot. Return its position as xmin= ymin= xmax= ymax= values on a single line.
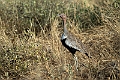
xmin=74 ymin=55 xmax=78 ymax=71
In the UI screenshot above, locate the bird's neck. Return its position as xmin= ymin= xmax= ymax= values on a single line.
xmin=63 ymin=19 xmax=68 ymax=33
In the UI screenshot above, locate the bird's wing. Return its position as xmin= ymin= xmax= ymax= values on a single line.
xmin=65 ymin=35 xmax=88 ymax=53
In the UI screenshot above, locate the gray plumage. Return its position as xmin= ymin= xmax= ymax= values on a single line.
xmin=59 ymin=13 xmax=90 ymax=57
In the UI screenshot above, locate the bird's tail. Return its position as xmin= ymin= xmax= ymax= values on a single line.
xmin=85 ymin=53 xmax=92 ymax=58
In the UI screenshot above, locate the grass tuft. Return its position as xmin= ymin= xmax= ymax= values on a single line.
xmin=0 ymin=0 xmax=120 ymax=80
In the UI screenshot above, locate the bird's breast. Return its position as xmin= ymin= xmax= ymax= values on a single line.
xmin=61 ymin=33 xmax=67 ymax=40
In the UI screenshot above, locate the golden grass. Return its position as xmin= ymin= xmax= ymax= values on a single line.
xmin=0 ymin=0 xmax=120 ymax=80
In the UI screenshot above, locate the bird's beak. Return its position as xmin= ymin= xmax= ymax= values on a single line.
xmin=57 ymin=14 xmax=61 ymax=17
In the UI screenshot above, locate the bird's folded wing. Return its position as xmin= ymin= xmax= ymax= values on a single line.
xmin=65 ymin=38 xmax=87 ymax=53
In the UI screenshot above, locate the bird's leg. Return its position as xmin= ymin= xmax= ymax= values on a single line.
xmin=73 ymin=54 xmax=78 ymax=71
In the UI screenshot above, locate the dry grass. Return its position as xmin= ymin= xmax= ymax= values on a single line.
xmin=0 ymin=0 xmax=120 ymax=80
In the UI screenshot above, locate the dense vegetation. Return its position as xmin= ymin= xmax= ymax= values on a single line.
xmin=0 ymin=0 xmax=120 ymax=80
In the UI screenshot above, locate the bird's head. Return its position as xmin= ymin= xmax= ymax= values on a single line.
xmin=58 ymin=13 xmax=67 ymax=20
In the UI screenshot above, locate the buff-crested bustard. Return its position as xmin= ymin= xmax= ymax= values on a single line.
xmin=58 ymin=13 xmax=91 ymax=70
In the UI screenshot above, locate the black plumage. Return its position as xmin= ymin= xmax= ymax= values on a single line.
xmin=59 ymin=13 xmax=90 ymax=58
xmin=61 ymin=38 xmax=76 ymax=56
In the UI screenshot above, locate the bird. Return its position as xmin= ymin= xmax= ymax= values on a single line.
xmin=58 ymin=13 xmax=91 ymax=70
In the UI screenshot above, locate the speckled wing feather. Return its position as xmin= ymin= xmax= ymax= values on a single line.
xmin=65 ymin=32 xmax=88 ymax=54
